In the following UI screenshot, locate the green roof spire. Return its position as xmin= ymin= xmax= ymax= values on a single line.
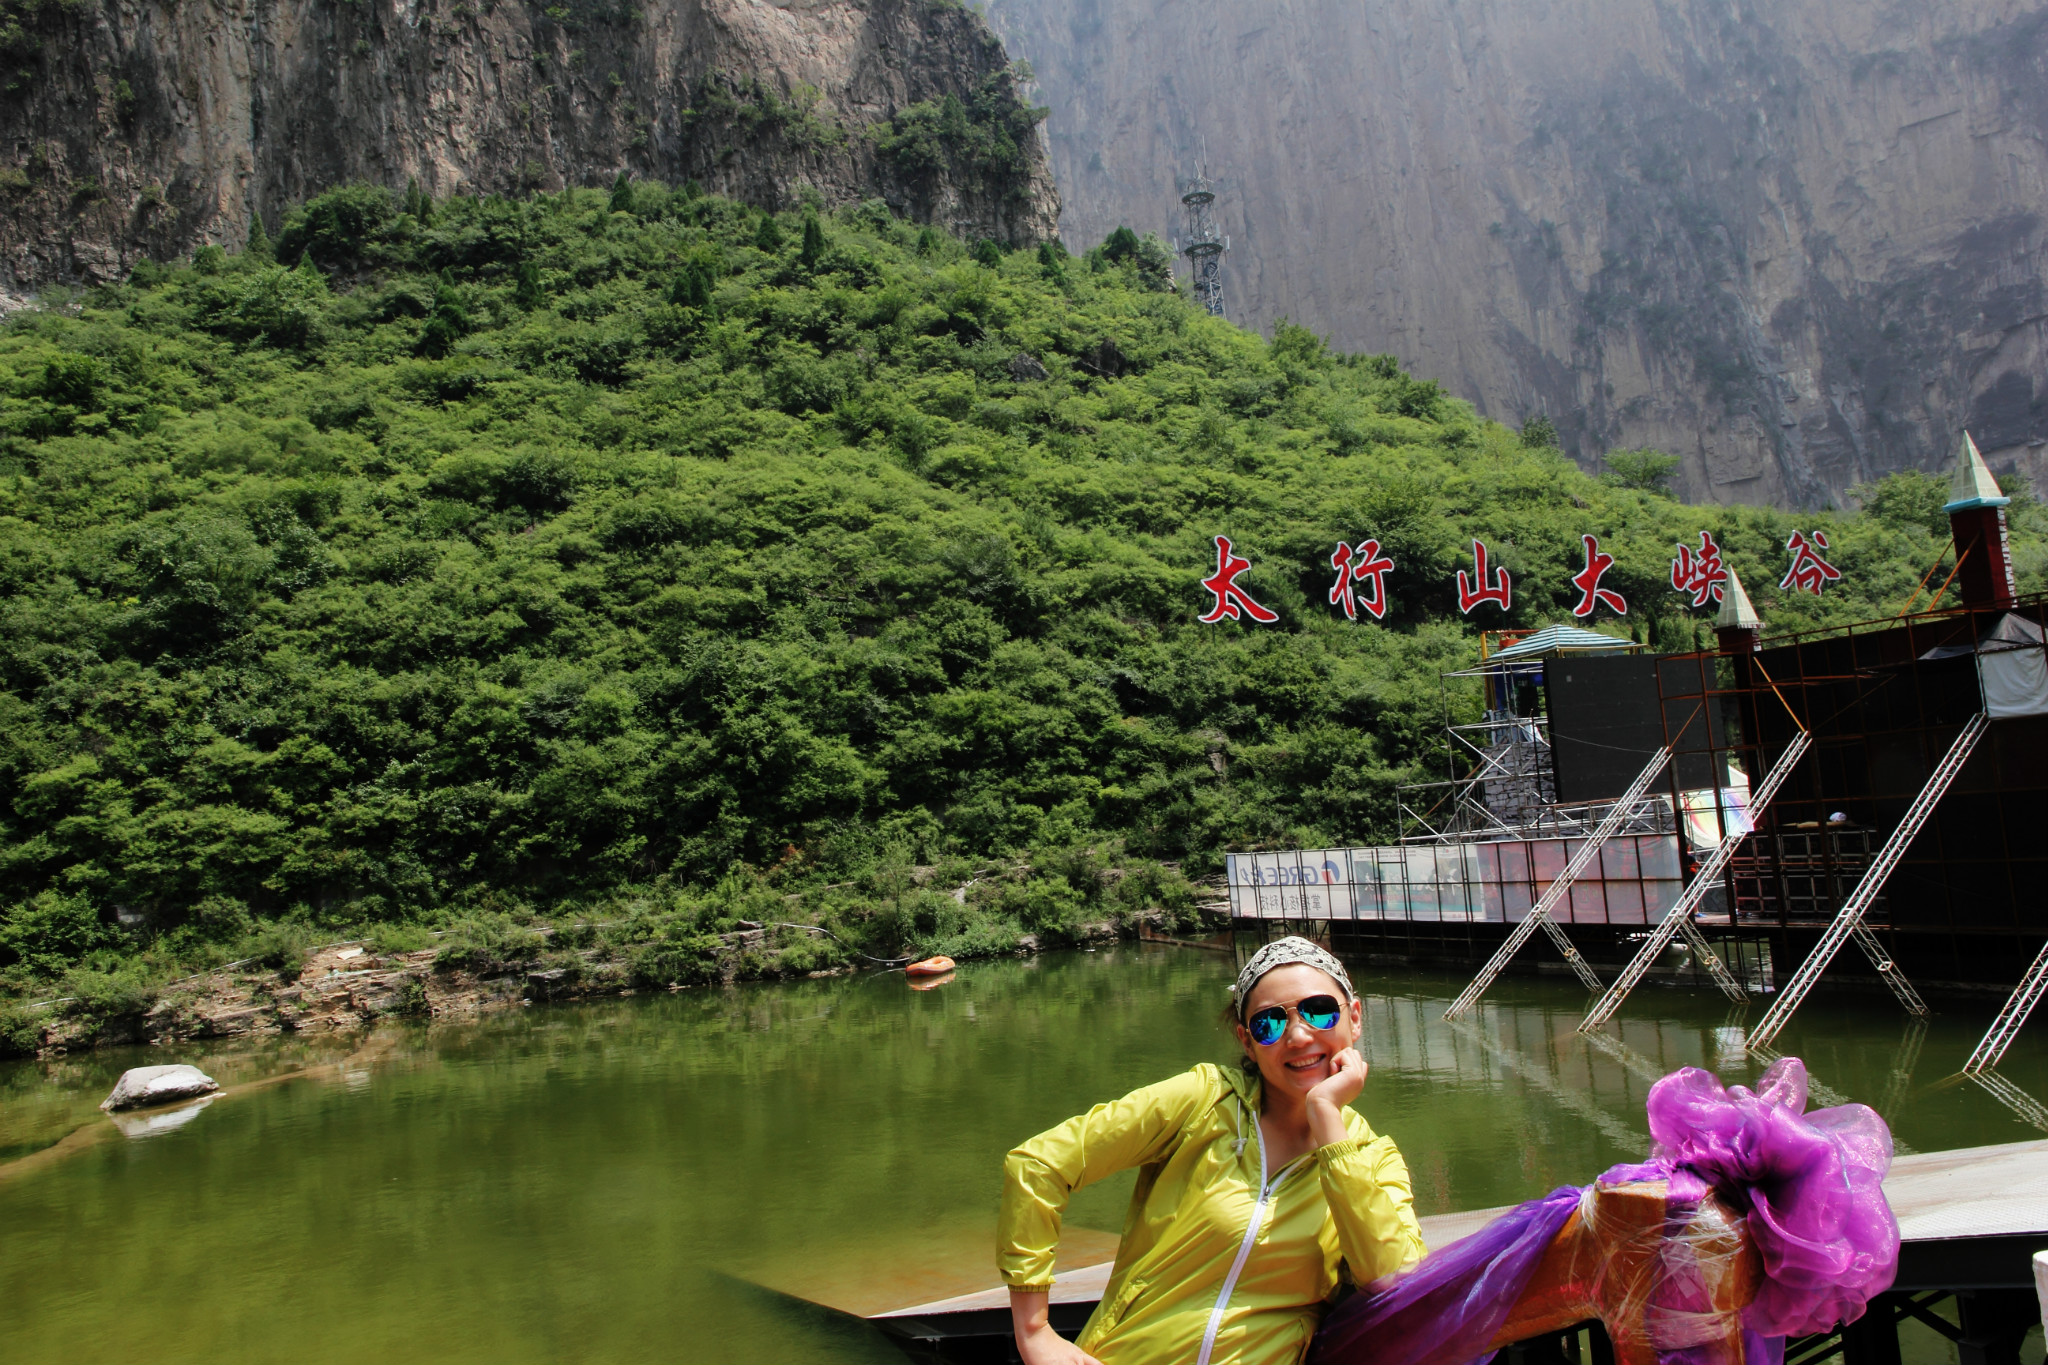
xmin=1715 ymin=564 xmax=1761 ymax=630
xmin=1944 ymin=430 xmax=2009 ymax=512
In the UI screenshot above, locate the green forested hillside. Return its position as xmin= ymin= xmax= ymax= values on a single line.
xmin=2 ymin=182 xmax=2039 ymax=1005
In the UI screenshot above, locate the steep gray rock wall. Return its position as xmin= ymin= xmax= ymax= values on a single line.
xmin=990 ymin=0 xmax=2048 ymax=507
xmin=0 ymin=0 xmax=1058 ymax=291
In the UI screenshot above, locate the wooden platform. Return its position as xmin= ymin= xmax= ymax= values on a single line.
xmin=855 ymin=1138 xmax=2048 ymax=1346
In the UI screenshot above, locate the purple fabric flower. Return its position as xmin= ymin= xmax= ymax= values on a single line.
xmin=1310 ymin=1057 xmax=1899 ymax=1365
xmin=1642 ymin=1059 xmax=1898 ymax=1341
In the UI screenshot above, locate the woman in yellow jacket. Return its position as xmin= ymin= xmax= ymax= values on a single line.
xmin=998 ymin=937 xmax=1425 ymax=1365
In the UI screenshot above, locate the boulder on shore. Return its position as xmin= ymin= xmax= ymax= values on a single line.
xmin=100 ymin=1064 xmax=219 ymax=1112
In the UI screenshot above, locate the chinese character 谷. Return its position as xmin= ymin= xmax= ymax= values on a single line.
xmin=1569 ymin=533 xmax=1628 ymax=618
xmin=1198 ymin=535 xmax=1280 ymax=624
xmin=1778 ymin=530 xmax=1841 ymax=596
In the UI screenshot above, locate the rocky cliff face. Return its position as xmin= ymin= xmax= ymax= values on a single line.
xmin=990 ymin=0 xmax=2048 ymax=507
xmin=0 ymin=0 xmax=1058 ymax=292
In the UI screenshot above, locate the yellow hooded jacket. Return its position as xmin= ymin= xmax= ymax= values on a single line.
xmin=999 ymin=1062 xmax=1426 ymax=1365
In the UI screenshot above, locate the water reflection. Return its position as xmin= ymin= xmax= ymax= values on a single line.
xmin=104 ymin=1095 xmax=214 ymax=1140
xmin=0 ymin=947 xmax=2042 ymax=1365
xmin=1967 ymin=1069 xmax=2048 ymax=1131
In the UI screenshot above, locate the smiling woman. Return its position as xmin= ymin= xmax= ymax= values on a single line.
xmin=996 ymin=937 xmax=1426 ymax=1365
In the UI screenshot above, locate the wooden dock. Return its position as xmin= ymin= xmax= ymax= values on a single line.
xmin=850 ymin=1138 xmax=2048 ymax=1364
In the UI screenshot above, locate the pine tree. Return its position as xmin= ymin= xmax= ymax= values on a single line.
xmin=670 ymin=258 xmax=715 ymax=311
xmin=245 ymin=210 xmax=272 ymax=261
xmin=609 ymin=172 xmax=634 ymax=215
xmin=798 ymin=214 xmax=826 ymax=270
xmin=404 ymin=177 xmax=435 ymax=225
xmin=418 ymin=275 xmax=468 ymax=358
xmin=972 ymin=238 xmax=1002 ymax=268
xmin=754 ymin=213 xmax=784 ymax=252
xmin=514 ymin=259 xmax=543 ymax=309
xmin=915 ymin=226 xmax=938 ymax=257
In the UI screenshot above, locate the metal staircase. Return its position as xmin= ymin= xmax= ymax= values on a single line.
xmin=1442 ymin=747 xmax=1670 ymax=1020
xmin=1962 ymin=938 xmax=2048 ymax=1075
xmin=1578 ymin=730 xmax=1813 ymax=1031
xmin=1747 ymin=713 xmax=1989 ymax=1053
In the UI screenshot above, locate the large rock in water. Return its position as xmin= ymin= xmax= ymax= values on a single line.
xmin=100 ymin=1064 xmax=219 ymax=1112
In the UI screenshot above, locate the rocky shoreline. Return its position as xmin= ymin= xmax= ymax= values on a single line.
xmin=13 ymin=918 xmax=1167 ymax=1059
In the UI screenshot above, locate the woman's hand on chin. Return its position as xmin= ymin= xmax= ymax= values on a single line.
xmin=1304 ymin=1047 xmax=1367 ymax=1147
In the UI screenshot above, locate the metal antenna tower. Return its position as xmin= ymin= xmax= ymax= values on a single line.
xmin=1177 ymin=156 xmax=1229 ymax=318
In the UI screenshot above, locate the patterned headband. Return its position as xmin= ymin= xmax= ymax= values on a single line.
xmin=1230 ymin=936 xmax=1356 ymax=1016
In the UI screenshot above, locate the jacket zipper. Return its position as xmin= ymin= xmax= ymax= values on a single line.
xmin=1195 ymin=1107 xmax=1300 ymax=1365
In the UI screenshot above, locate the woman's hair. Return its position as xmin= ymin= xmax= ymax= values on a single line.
xmin=1219 ymin=1001 xmax=1258 ymax=1076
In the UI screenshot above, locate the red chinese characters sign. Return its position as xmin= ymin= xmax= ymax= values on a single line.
xmin=1329 ymin=539 xmax=1395 ymax=621
xmin=1670 ymin=530 xmax=1726 ymax=608
xmin=1779 ymin=530 xmax=1840 ymax=596
xmin=1456 ymin=540 xmax=1511 ymax=614
xmin=1569 ymin=534 xmax=1627 ymax=618
xmin=1197 ymin=535 xmax=1279 ymax=624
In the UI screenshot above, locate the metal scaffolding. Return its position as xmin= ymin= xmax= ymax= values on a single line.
xmin=1579 ymin=729 xmax=1815 ymax=1031
xmin=1962 ymin=937 xmax=2048 ymax=1075
xmin=1395 ymin=713 xmax=1676 ymax=847
xmin=1441 ymin=747 xmax=1671 ymax=1019
xmin=1747 ymin=712 xmax=1988 ymax=1052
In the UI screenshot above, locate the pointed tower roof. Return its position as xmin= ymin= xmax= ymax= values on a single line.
xmin=1716 ymin=565 xmax=1761 ymax=630
xmin=1944 ymin=430 xmax=2009 ymax=512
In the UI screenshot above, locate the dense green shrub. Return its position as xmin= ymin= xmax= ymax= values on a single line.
xmin=246 ymin=922 xmax=315 ymax=977
xmin=0 ymin=182 xmax=2037 ymax=989
xmin=277 ymin=183 xmax=400 ymax=268
xmin=0 ymin=1000 xmax=41 ymax=1056
xmin=433 ymin=915 xmax=548 ymax=975
xmin=56 ymin=967 xmax=153 ymax=1024
xmin=0 ymin=893 xmax=113 ymax=974
xmin=623 ymin=932 xmax=721 ymax=988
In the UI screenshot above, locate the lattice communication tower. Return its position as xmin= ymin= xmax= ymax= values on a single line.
xmin=1177 ymin=166 xmax=1228 ymax=318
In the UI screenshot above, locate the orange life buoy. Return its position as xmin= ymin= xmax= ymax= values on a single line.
xmin=904 ymin=955 xmax=956 ymax=976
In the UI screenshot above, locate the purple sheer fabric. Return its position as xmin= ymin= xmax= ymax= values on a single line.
xmin=1309 ymin=1186 xmax=1583 ymax=1365
xmin=1309 ymin=1058 xmax=1898 ymax=1365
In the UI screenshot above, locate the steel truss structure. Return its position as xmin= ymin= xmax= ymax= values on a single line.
xmin=1962 ymin=937 xmax=2048 ymax=1075
xmin=1579 ymin=728 xmax=1814 ymax=1030
xmin=1746 ymin=713 xmax=1985 ymax=1051
xmin=1441 ymin=747 xmax=1671 ymax=1019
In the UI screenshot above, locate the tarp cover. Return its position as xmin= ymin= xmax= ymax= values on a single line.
xmin=1981 ymin=646 xmax=2048 ymax=717
xmin=1916 ymin=613 xmax=2048 ymax=718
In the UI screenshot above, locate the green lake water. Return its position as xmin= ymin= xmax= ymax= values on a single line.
xmin=3 ymin=945 xmax=2045 ymax=1365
